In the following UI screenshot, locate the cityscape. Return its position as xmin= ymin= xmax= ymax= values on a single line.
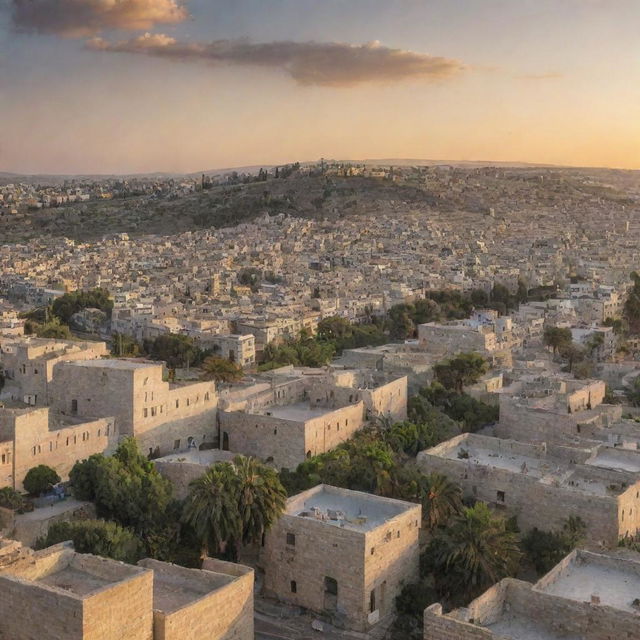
xmin=1 ymin=1 xmax=640 ymax=640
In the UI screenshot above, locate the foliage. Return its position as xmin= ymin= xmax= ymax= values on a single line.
xmin=35 ymin=318 xmax=72 ymax=339
xmin=23 ymin=465 xmax=61 ymax=496
xmin=183 ymin=456 xmax=286 ymax=559
xmin=388 ymin=579 xmax=439 ymax=640
xmin=419 ymin=382 xmax=498 ymax=432
xmin=260 ymin=330 xmax=335 ymax=370
xmin=433 ymin=353 xmax=488 ymax=393
xmin=420 ymin=473 xmax=463 ymax=532
xmin=624 ymin=272 xmax=640 ymax=335
xmin=200 ymin=356 xmax=244 ymax=384
xmin=111 ymin=333 xmax=143 ymax=357
xmin=144 ymin=333 xmax=203 ymax=369
xmin=51 ymin=288 xmax=113 ymax=324
xmin=558 ymin=342 xmax=586 ymax=373
xmin=70 ymin=438 xmax=173 ymax=538
xmin=422 ymin=502 xmax=521 ymax=606
xmin=522 ymin=517 xmax=586 ymax=575
xmin=0 ymin=487 xmax=24 ymax=511
xmin=543 ymin=326 xmax=573 ymax=354
xmin=316 ymin=316 xmax=386 ymax=353
xmin=35 ymin=519 xmax=143 ymax=564
xmin=626 ymin=375 xmax=640 ymax=407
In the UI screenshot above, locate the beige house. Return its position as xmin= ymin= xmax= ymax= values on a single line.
xmin=260 ymin=484 xmax=421 ymax=632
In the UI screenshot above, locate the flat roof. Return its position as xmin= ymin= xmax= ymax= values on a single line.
xmin=538 ymin=552 xmax=640 ymax=613
xmin=286 ymin=484 xmax=418 ymax=533
xmin=145 ymin=563 xmax=233 ymax=614
xmin=64 ymin=358 xmax=155 ymax=370
xmin=154 ymin=449 xmax=235 ymax=465
xmin=486 ymin=614 xmax=580 ymax=640
xmin=585 ymin=450 xmax=640 ymax=474
xmin=262 ymin=402 xmax=340 ymax=422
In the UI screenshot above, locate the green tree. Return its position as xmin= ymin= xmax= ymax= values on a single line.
xmin=0 ymin=487 xmax=24 ymax=510
xmin=543 ymin=326 xmax=573 ymax=355
xmin=36 ymin=318 xmax=71 ymax=339
xmin=423 ymin=502 xmax=521 ymax=605
xmin=182 ymin=463 xmax=241 ymax=558
xmin=522 ymin=516 xmax=586 ymax=575
xmin=23 ymin=465 xmax=61 ymax=496
xmin=51 ymin=288 xmax=113 ymax=324
xmin=200 ymin=356 xmax=244 ymax=384
xmin=558 ymin=342 xmax=586 ymax=374
xmin=420 ymin=473 xmax=463 ymax=532
xmin=111 ymin=333 xmax=143 ymax=357
xmin=36 ymin=519 xmax=142 ymax=564
xmin=624 ymin=272 xmax=640 ymax=335
xmin=70 ymin=438 xmax=173 ymax=538
xmin=182 ymin=456 xmax=286 ymax=560
xmin=433 ymin=353 xmax=488 ymax=393
xmin=234 ymin=455 xmax=287 ymax=547
xmin=144 ymin=334 xmax=202 ymax=369
xmin=387 ymin=305 xmax=415 ymax=340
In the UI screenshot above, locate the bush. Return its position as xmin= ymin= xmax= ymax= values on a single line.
xmin=23 ymin=465 xmax=61 ymax=496
xmin=35 ymin=519 xmax=142 ymax=564
xmin=0 ymin=487 xmax=24 ymax=510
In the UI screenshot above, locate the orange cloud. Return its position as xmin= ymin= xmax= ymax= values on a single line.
xmin=85 ymin=35 xmax=467 ymax=87
xmin=12 ymin=0 xmax=188 ymax=37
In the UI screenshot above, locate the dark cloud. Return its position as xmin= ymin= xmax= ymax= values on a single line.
xmin=86 ymin=34 xmax=467 ymax=87
xmin=12 ymin=0 xmax=188 ymax=37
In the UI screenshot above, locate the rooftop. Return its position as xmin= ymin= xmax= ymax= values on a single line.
xmin=4 ymin=548 xmax=148 ymax=600
xmin=537 ymin=550 xmax=640 ymax=614
xmin=64 ymin=358 xmax=155 ymax=370
xmin=139 ymin=560 xmax=234 ymax=614
xmin=260 ymin=402 xmax=339 ymax=422
xmin=286 ymin=484 xmax=418 ymax=533
xmin=486 ymin=613 xmax=580 ymax=640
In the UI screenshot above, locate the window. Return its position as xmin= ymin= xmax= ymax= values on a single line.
xmin=205 ymin=392 xmax=210 ymax=401
xmin=370 ymin=547 xmax=375 ymax=555
xmin=286 ymin=533 xmax=296 ymax=546
xmin=144 ymin=408 xmax=148 ymax=418
xmin=290 ymin=581 xmax=297 ymax=593
xmin=71 ymin=399 xmax=78 ymax=415
xmin=370 ymin=590 xmax=376 ymax=613
xmin=151 ymin=407 xmax=157 ymax=417
xmin=174 ymin=439 xmax=181 ymax=450
xmin=497 ymin=490 xmax=505 ymax=503
xmin=176 ymin=400 xmax=180 ymax=409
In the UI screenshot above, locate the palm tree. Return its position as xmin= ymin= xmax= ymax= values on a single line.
xmin=200 ymin=356 xmax=244 ymax=384
xmin=233 ymin=456 xmax=287 ymax=546
xmin=428 ymin=502 xmax=521 ymax=604
xmin=182 ymin=463 xmax=241 ymax=559
xmin=421 ymin=473 xmax=463 ymax=531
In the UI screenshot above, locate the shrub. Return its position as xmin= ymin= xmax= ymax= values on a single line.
xmin=0 ymin=487 xmax=24 ymax=511
xmin=23 ymin=465 xmax=61 ymax=496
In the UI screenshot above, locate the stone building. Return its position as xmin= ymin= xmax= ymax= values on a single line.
xmin=0 ymin=337 xmax=108 ymax=407
xmin=0 ymin=406 xmax=116 ymax=491
xmin=218 ymin=367 xmax=407 ymax=469
xmin=496 ymin=376 xmax=622 ymax=444
xmin=0 ymin=544 xmax=154 ymax=640
xmin=418 ymin=433 xmax=640 ymax=545
xmin=0 ymin=542 xmax=254 ymax=640
xmin=424 ymin=549 xmax=640 ymax=640
xmin=49 ymin=359 xmax=218 ymax=456
xmin=260 ymin=484 xmax=421 ymax=632
xmin=195 ymin=333 xmax=256 ymax=367
xmin=139 ymin=558 xmax=254 ymax=640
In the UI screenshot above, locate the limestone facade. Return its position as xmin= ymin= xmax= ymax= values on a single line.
xmin=424 ymin=549 xmax=640 ymax=640
xmin=260 ymin=484 xmax=421 ymax=632
xmin=418 ymin=433 xmax=640 ymax=545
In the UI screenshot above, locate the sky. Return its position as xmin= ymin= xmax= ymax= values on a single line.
xmin=1 ymin=0 xmax=639 ymax=174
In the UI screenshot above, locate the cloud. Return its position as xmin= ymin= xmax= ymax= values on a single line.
xmin=12 ymin=0 xmax=188 ymax=37
xmin=518 ymin=72 xmax=564 ymax=80
xmin=86 ymin=34 xmax=467 ymax=87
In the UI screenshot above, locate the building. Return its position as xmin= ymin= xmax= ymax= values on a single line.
xmin=418 ymin=432 xmax=640 ymax=546
xmin=48 ymin=359 xmax=218 ymax=457
xmin=218 ymin=367 xmax=406 ymax=469
xmin=197 ymin=333 xmax=256 ymax=367
xmin=0 ymin=542 xmax=254 ymax=640
xmin=424 ymin=549 xmax=640 ymax=640
xmin=496 ymin=376 xmax=621 ymax=444
xmin=0 ymin=544 xmax=154 ymax=640
xmin=139 ymin=558 xmax=254 ymax=640
xmin=260 ymin=484 xmax=421 ymax=632
xmin=0 ymin=406 xmax=116 ymax=491
xmin=0 ymin=337 xmax=108 ymax=407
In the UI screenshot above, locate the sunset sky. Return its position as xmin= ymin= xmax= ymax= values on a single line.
xmin=1 ymin=0 xmax=639 ymax=174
